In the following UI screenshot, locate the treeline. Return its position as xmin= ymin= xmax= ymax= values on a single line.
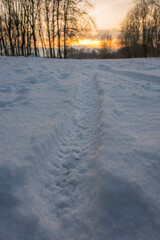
xmin=66 ymin=31 xmax=116 ymax=59
xmin=119 ymin=0 xmax=160 ymax=58
xmin=1 ymin=0 xmax=160 ymax=59
xmin=0 ymin=0 xmax=93 ymax=58
xmin=66 ymin=47 xmax=118 ymax=59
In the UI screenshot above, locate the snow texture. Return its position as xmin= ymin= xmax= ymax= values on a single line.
xmin=0 ymin=57 xmax=160 ymax=240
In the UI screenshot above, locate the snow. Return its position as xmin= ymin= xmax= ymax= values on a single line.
xmin=0 ymin=56 xmax=160 ymax=240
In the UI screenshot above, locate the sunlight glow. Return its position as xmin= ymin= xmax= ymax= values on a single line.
xmin=70 ymin=38 xmax=121 ymax=49
xmin=71 ymin=39 xmax=101 ymax=48
xmin=93 ymin=0 xmax=133 ymax=29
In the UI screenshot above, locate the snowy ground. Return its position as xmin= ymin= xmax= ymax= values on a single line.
xmin=0 ymin=57 xmax=160 ymax=240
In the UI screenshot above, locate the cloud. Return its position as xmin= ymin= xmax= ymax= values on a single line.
xmin=86 ymin=29 xmax=120 ymax=40
xmin=95 ymin=0 xmax=129 ymax=14
xmin=93 ymin=0 xmax=133 ymax=29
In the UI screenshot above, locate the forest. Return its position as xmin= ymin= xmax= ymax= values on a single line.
xmin=119 ymin=0 xmax=160 ymax=58
xmin=0 ymin=0 xmax=93 ymax=58
xmin=0 ymin=0 xmax=160 ymax=58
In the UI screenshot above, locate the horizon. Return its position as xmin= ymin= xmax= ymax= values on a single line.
xmin=72 ymin=0 xmax=134 ymax=48
xmin=1 ymin=0 xmax=159 ymax=58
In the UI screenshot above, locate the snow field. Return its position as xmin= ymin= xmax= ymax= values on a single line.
xmin=0 ymin=57 xmax=160 ymax=240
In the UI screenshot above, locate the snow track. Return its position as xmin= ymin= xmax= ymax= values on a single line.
xmin=29 ymin=71 xmax=102 ymax=239
xmin=0 ymin=57 xmax=160 ymax=240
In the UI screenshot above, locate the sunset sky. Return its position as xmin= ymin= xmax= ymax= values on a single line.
xmin=93 ymin=0 xmax=133 ymax=30
xmin=73 ymin=0 xmax=134 ymax=48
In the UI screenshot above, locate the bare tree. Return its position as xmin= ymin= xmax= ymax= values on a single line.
xmin=63 ymin=0 xmax=94 ymax=58
xmin=119 ymin=0 xmax=160 ymax=57
xmin=0 ymin=0 xmax=94 ymax=58
xmin=99 ymin=31 xmax=113 ymax=58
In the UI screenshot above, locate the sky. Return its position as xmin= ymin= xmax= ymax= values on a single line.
xmin=73 ymin=0 xmax=134 ymax=48
xmin=92 ymin=0 xmax=133 ymax=30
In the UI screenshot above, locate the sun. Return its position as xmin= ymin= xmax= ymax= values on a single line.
xmin=78 ymin=39 xmax=100 ymax=47
xmin=69 ymin=38 xmax=121 ymax=49
xmin=70 ymin=38 xmax=101 ymax=48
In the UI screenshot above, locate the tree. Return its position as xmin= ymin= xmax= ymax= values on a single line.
xmin=99 ymin=31 xmax=113 ymax=58
xmin=62 ymin=0 xmax=94 ymax=58
xmin=119 ymin=0 xmax=160 ymax=57
xmin=0 ymin=0 xmax=94 ymax=58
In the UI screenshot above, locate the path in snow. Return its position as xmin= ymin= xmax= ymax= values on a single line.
xmin=31 ymin=69 xmax=101 ymax=239
xmin=0 ymin=57 xmax=160 ymax=240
